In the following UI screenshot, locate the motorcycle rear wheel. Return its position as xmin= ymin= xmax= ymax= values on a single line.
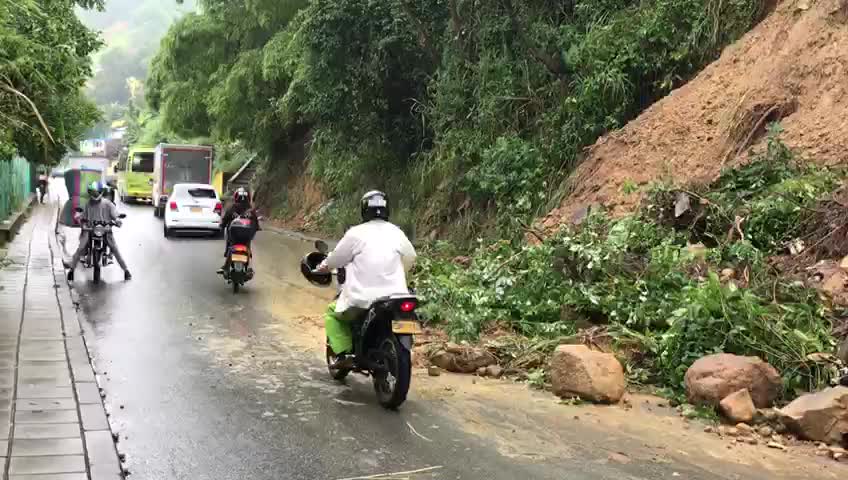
xmin=373 ymin=335 xmax=411 ymax=409
xmin=93 ymin=265 xmax=101 ymax=284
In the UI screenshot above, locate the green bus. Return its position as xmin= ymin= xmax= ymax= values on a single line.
xmin=117 ymin=145 xmax=156 ymax=203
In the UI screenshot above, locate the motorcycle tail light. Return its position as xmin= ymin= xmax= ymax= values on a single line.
xmin=400 ymin=301 xmax=417 ymax=312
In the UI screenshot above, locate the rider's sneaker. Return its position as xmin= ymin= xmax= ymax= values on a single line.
xmin=124 ymin=270 xmax=132 ymax=281
xmin=216 ymin=268 xmax=225 ymax=275
xmin=66 ymin=270 xmax=74 ymax=281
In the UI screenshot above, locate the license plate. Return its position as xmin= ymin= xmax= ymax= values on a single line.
xmin=190 ymin=207 xmax=203 ymax=213
xmin=392 ymin=321 xmax=422 ymax=334
xmin=231 ymin=254 xmax=249 ymax=263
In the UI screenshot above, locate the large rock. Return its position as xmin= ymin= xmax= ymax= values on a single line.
xmin=719 ymin=389 xmax=756 ymax=423
xmin=684 ymin=354 xmax=781 ymax=408
xmin=779 ymin=387 xmax=848 ymax=444
xmin=429 ymin=343 xmax=497 ymax=374
xmin=549 ymin=345 xmax=625 ymax=403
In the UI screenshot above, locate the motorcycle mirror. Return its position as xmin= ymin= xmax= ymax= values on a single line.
xmin=74 ymin=207 xmax=83 ymax=213
xmin=315 ymin=240 xmax=329 ymax=254
xmin=118 ymin=213 xmax=127 ymax=219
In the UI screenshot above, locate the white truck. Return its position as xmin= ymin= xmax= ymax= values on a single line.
xmin=151 ymin=144 xmax=215 ymax=218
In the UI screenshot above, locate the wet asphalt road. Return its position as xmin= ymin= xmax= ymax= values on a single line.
xmin=64 ymin=202 xmax=583 ymax=480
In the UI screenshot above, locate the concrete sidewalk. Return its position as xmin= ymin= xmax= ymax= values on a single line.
xmin=0 ymin=206 xmax=123 ymax=479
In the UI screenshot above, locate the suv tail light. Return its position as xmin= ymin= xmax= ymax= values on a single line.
xmin=214 ymin=202 xmax=222 ymax=215
xmin=169 ymin=201 xmax=177 ymax=211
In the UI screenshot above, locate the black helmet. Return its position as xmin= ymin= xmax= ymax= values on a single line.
xmin=233 ymin=187 xmax=250 ymax=207
xmin=360 ymin=190 xmax=389 ymax=222
xmin=300 ymin=252 xmax=332 ymax=286
xmin=87 ymin=181 xmax=103 ymax=202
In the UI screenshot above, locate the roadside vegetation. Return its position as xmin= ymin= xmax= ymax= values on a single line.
xmin=142 ymin=0 xmax=768 ymax=239
xmin=0 ymin=0 xmax=102 ymax=164
xmin=413 ymin=129 xmax=845 ymax=398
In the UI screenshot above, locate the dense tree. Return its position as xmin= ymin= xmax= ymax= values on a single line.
xmin=147 ymin=0 xmax=766 ymax=238
xmin=0 ymin=0 xmax=104 ymax=163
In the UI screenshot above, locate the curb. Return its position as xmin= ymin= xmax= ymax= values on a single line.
xmin=0 ymin=194 xmax=37 ymax=246
xmin=262 ymin=224 xmax=337 ymax=249
xmin=49 ymin=209 xmax=126 ymax=478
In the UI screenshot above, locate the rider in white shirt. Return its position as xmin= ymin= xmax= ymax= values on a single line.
xmin=317 ymin=191 xmax=416 ymax=358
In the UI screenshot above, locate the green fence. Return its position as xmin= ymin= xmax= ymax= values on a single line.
xmin=0 ymin=157 xmax=32 ymax=221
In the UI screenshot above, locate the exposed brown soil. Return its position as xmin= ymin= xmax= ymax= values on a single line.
xmin=540 ymin=0 xmax=848 ymax=232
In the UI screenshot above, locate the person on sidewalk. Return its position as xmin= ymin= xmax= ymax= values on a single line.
xmin=315 ymin=190 xmax=417 ymax=365
xmin=65 ymin=182 xmax=131 ymax=281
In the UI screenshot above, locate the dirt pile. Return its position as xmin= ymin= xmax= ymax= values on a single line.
xmin=540 ymin=0 xmax=848 ymax=232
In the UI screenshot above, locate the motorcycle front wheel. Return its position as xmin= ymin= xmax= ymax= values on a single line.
xmin=373 ymin=335 xmax=411 ymax=409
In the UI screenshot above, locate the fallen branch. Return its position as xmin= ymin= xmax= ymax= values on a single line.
xmin=334 ymin=465 xmax=444 ymax=480
xmin=0 ymin=80 xmax=54 ymax=144
xmin=406 ymin=421 xmax=433 ymax=442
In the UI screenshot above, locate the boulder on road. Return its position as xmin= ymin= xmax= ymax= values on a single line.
xmin=549 ymin=345 xmax=625 ymax=403
xmin=684 ymin=353 xmax=781 ymax=408
xmin=429 ymin=343 xmax=497 ymax=374
xmin=779 ymin=387 xmax=848 ymax=444
xmin=720 ymin=389 xmax=756 ymax=423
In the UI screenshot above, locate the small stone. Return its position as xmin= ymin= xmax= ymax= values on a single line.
xmin=720 ymin=390 xmax=757 ymax=423
xmin=476 ymin=366 xmax=487 ymax=377
xmin=427 ymin=366 xmax=442 ymax=377
xmin=736 ymin=423 xmax=754 ymax=435
xmin=767 ymin=441 xmax=786 ymax=450
xmin=757 ymin=425 xmax=773 ymax=437
xmin=725 ymin=427 xmax=740 ymax=437
xmin=816 ymin=448 xmax=831 ymax=457
xmin=829 ymin=447 xmax=847 ymax=457
xmin=485 ymin=365 xmax=504 ymax=379
xmin=834 ymin=452 xmax=846 ymax=462
xmin=704 ymin=426 xmax=715 ymax=433
xmin=840 ymin=255 xmax=848 ymax=272
xmin=721 ymin=268 xmax=736 ymax=279
xmin=745 ymin=436 xmax=758 ymax=445
xmin=773 ymin=422 xmax=787 ymax=434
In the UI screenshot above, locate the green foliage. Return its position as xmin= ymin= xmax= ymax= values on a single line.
xmin=79 ymin=0 xmax=195 ymax=105
xmin=0 ymin=0 xmax=103 ymax=164
xmin=146 ymin=0 xmax=765 ymax=239
xmin=413 ymin=140 xmax=841 ymax=397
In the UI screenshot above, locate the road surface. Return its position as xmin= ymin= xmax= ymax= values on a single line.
xmin=43 ymin=184 xmax=837 ymax=480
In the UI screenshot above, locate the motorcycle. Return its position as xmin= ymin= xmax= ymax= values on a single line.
xmin=219 ymin=215 xmax=256 ymax=293
xmin=301 ymin=240 xmax=422 ymax=409
xmin=74 ymin=208 xmax=126 ymax=284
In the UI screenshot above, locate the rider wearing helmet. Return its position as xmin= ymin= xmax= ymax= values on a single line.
xmin=316 ymin=190 xmax=417 ymax=363
xmin=219 ymin=187 xmax=260 ymax=273
xmin=66 ymin=181 xmax=131 ymax=281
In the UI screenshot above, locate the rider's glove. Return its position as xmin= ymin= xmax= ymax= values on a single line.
xmin=314 ymin=260 xmax=330 ymax=274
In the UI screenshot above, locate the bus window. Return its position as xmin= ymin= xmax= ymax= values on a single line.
xmin=132 ymin=153 xmax=155 ymax=173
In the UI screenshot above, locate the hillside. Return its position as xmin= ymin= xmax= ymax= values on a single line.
xmin=540 ymin=0 xmax=848 ymax=231
xmin=78 ymin=0 xmax=195 ymax=106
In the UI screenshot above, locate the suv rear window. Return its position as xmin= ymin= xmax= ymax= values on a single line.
xmin=188 ymin=188 xmax=216 ymax=199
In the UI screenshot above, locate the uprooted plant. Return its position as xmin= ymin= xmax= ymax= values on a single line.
xmin=412 ymin=129 xmax=843 ymax=398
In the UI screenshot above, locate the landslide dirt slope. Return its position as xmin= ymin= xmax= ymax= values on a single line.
xmin=541 ymin=0 xmax=848 ymax=231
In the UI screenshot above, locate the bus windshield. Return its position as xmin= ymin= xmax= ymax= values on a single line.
xmin=132 ymin=153 xmax=154 ymax=173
